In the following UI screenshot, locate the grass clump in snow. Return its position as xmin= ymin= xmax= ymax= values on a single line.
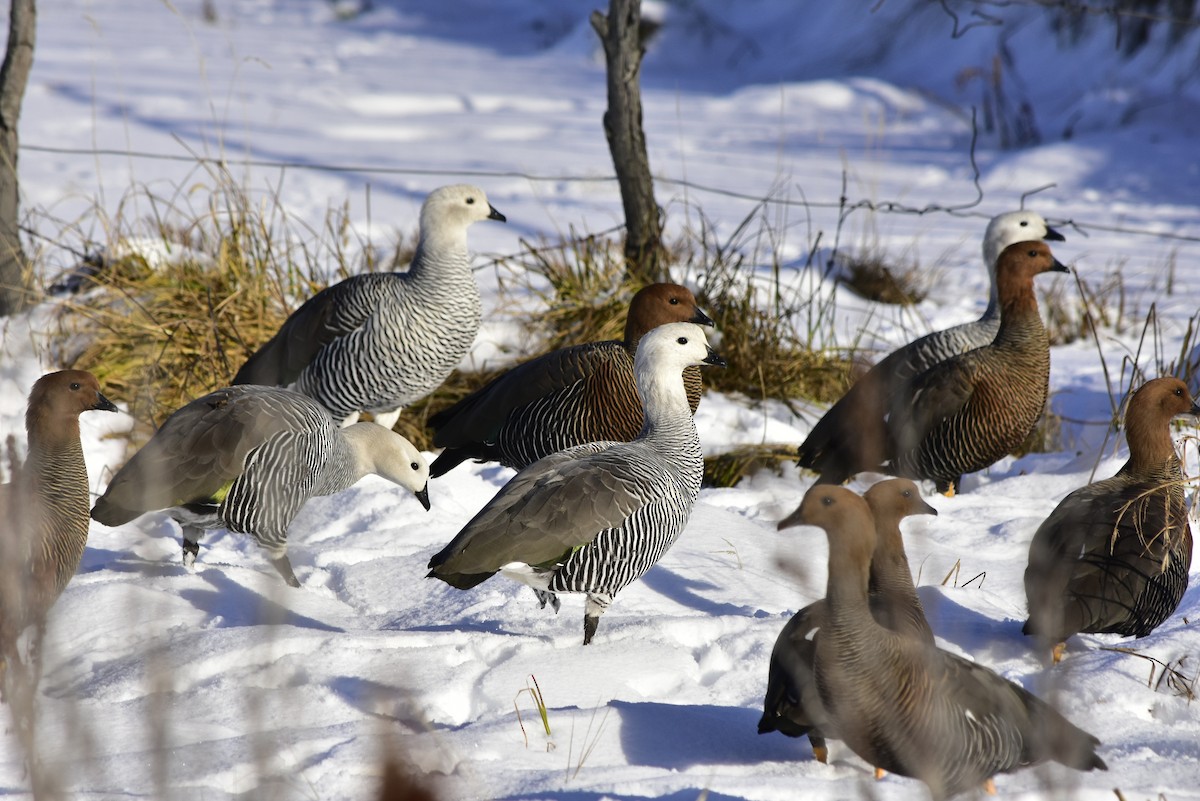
xmin=835 ymin=248 xmax=929 ymax=306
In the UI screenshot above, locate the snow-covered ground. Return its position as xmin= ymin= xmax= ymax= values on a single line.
xmin=2 ymin=1 xmax=1199 ymax=799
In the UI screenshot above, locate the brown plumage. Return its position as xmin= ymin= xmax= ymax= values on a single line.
xmin=888 ymin=241 xmax=1068 ymax=494
xmin=0 ymin=371 xmax=118 ymax=660
xmin=428 ymin=283 xmax=712 ymax=477
xmin=797 ymin=212 xmax=1065 ymax=486
xmin=760 ymin=479 xmax=935 ymax=761
xmin=1024 ymin=377 xmax=1198 ymax=654
xmin=791 ymin=484 xmax=1106 ymax=800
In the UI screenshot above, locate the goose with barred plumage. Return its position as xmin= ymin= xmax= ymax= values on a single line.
xmin=91 ymin=385 xmax=430 ymax=587
xmin=797 ymin=211 xmax=1065 ymax=486
xmin=1 ymin=371 xmax=118 ymax=665
xmin=887 ymin=240 xmax=1068 ymax=494
xmin=789 ymin=484 xmax=1106 ymax=800
xmin=759 ymin=479 xmax=936 ymax=762
xmin=233 ymin=184 xmax=506 ymax=430
xmin=427 ymin=322 xmax=726 ymax=644
xmin=427 ymin=282 xmax=713 ymax=477
xmin=1024 ymin=376 xmax=1198 ymax=661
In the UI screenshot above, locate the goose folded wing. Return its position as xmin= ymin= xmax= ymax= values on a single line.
xmin=428 ymin=448 xmax=651 ymax=576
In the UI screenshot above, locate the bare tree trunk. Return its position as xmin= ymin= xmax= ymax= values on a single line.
xmin=0 ymin=0 xmax=35 ymax=316
xmin=590 ymin=0 xmax=668 ymax=285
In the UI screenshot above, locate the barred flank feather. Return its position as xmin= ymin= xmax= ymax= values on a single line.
xmin=760 ymin=480 xmax=935 ymax=759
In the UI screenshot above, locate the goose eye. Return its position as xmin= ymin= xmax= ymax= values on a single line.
xmin=669 ymin=297 xmax=679 ymax=304
xmin=465 ymin=197 xmax=476 ymax=204
xmin=410 ymin=461 xmax=420 ymax=471
xmin=821 ymin=495 xmax=833 ymax=506
xmin=1019 ymin=220 xmax=1028 ymax=227
xmin=69 ymin=382 xmax=81 ymax=391
xmin=1175 ymin=388 xmax=1184 ymax=396
xmin=676 ymin=336 xmax=688 ymax=345
xmin=1028 ymin=249 xmax=1038 ymax=257
xmin=901 ymin=489 xmax=911 ymax=498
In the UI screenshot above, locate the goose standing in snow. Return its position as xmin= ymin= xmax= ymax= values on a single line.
xmin=428 ymin=282 xmax=713 ymax=477
xmin=427 ymin=322 xmax=726 ymax=644
xmin=1024 ymin=376 xmax=1198 ymax=661
xmin=1 ymin=371 xmax=118 ymax=682
xmin=91 ymin=385 xmax=430 ymax=586
xmin=797 ymin=211 xmax=1065 ymax=485
xmin=790 ymin=484 xmax=1106 ymax=800
xmin=233 ymin=184 xmax=506 ymax=430
xmin=760 ymin=479 xmax=935 ymax=762
xmin=887 ymin=241 xmax=1068 ymax=494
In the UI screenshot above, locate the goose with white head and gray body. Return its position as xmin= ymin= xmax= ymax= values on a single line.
xmin=427 ymin=321 xmax=726 ymax=644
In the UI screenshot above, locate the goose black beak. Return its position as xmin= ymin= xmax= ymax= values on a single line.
xmin=488 ymin=205 xmax=506 ymax=223
xmin=1044 ymin=225 xmax=1066 ymax=242
xmin=1050 ymin=258 xmax=1070 ymax=273
xmin=94 ymin=392 xmax=119 ymax=413
xmin=919 ymin=498 xmax=939 ymax=517
xmin=703 ymin=346 xmax=727 ymax=368
xmin=691 ymin=307 xmax=715 ymax=327
xmin=416 ymin=484 xmax=431 ymax=511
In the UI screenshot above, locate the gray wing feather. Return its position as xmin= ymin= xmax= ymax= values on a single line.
xmin=430 ymin=445 xmax=649 ymax=575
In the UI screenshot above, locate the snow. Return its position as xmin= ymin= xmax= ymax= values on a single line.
xmin=2 ymin=1 xmax=1200 ymax=799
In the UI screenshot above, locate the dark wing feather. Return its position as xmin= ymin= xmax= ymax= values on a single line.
xmin=888 ymin=356 xmax=978 ymax=458
xmin=430 ymin=340 xmax=626 ymax=447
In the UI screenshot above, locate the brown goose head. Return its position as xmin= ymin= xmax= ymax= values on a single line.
xmin=26 ymin=370 xmax=118 ymax=438
xmin=1124 ymin=376 xmax=1200 ymax=470
xmin=864 ymin=479 xmax=937 ymax=525
xmin=994 ymin=240 xmax=1068 ymax=310
xmin=779 ymin=484 xmax=877 ymax=582
xmin=624 ymin=283 xmax=714 ymax=351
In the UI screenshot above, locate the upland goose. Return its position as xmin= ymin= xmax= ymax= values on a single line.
xmin=1 ymin=371 xmax=118 ymax=672
xmin=233 ymin=184 xmax=506 ymax=429
xmin=91 ymin=385 xmax=430 ymax=586
xmin=887 ymin=241 xmax=1068 ymax=494
xmin=427 ymin=322 xmax=726 ymax=644
xmin=1024 ymin=376 xmax=1198 ymax=661
xmin=798 ymin=211 xmax=1065 ymax=485
xmin=428 ymin=282 xmax=713 ymax=477
xmin=790 ymin=484 xmax=1106 ymax=800
xmin=760 ymin=479 xmax=935 ymax=762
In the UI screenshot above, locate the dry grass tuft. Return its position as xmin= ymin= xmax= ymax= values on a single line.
xmin=836 ymin=250 xmax=928 ymax=306
xmin=702 ymin=444 xmax=797 ymax=488
xmin=495 ymin=228 xmax=635 ymax=352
